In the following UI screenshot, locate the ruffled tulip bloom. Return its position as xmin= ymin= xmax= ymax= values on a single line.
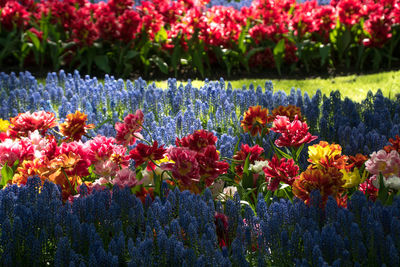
xmin=162 ymin=147 xmax=200 ymax=186
xmin=0 ymin=119 xmax=10 ymax=132
xmin=86 ymin=135 xmax=129 ymax=168
xmin=36 ymin=152 xmax=83 ymax=200
xmin=241 ymin=105 xmax=270 ymax=136
xmin=233 ymin=144 xmax=264 ymax=176
xmin=268 ymin=105 xmax=304 ymax=122
xmin=214 ymin=212 xmax=229 ymax=248
xmin=93 ymin=159 xmax=120 ymax=179
xmin=12 ymin=158 xmax=45 ymax=186
xmin=115 ymin=110 xmax=144 ymax=146
xmin=112 ymin=168 xmax=140 ymax=188
xmin=171 ymin=131 xmax=228 ymax=190
xmin=196 ymin=145 xmax=229 ymax=186
xmin=59 ymin=110 xmax=95 ymax=141
xmin=249 ymin=160 xmax=269 ymax=174
xmin=9 ymin=111 xmax=57 ymax=138
xmin=0 ymin=138 xmax=35 ymax=167
xmin=359 ymin=178 xmax=378 ymax=201
xmin=292 ymin=167 xmax=346 ymax=206
xmin=222 ymin=186 xmax=238 ymax=198
xmin=175 ymin=129 xmax=217 ymax=152
xmin=384 ymin=135 xmax=400 ymax=154
xmin=57 ymin=141 xmax=92 ymax=176
xmin=348 ymin=153 xmax=368 ymax=169
xmin=271 ymin=115 xmax=317 ymax=148
xmin=382 ymin=175 xmax=400 ymax=191
xmin=340 ymin=167 xmax=362 ymax=188
xmin=0 ymin=1 xmax=30 ymax=31
xmin=337 ymin=0 xmax=362 ymax=26
xmin=263 ymin=155 xmax=299 ymax=191
xmin=365 ymin=150 xmax=400 ymax=178
xmin=307 ymin=141 xmax=348 ymax=170
xmin=129 ymin=141 xmax=167 ymax=168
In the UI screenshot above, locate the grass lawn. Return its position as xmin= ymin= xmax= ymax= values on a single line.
xmin=152 ymin=69 xmax=400 ymax=102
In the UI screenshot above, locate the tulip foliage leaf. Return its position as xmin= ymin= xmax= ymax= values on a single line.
xmin=1 ymin=163 xmax=13 ymax=187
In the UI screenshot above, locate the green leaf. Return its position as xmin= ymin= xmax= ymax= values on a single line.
xmin=245 ymin=47 xmax=265 ymax=63
xmin=152 ymin=55 xmax=169 ymax=74
xmin=269 ymin=138 xmax=292 ymax=159
xmin=372 ymin=48 xmax=382 ymax=71
xmin=26 ymin=31 xmax=40 ymax=50
xmin=1 ymin=163 xmax=14 ymax=186
xmin=243 ymin=153 xmax=251 ymax=176
xmin=378 ymin=172 xmax=389 ymax=203
xmin=193 ymin=49 xmax=204 ymax=78
xmin=238 ymin=19 xmax=250 ymax=54
xmin=12 ymin=159 xmax=19 ymax=173
xmin=273 ymin=39 xmax=285 ymax=76
xmin=295 ymin=143 xmax=305 ymax=161
xmin=171 ymin=41 xmax=181 ymax=76
xmin=126 ymin=50 xmax=139 ymax=60
xmin=94 ymin=55 xmax=111 ymax=73
xmin=155 ymin=27 xmax=168 ymax=43
xmin=342 ymin=28 xmax=351 ymax=50
xmin=319 ymin=44 xmax=330 ymax=66
xmin=265 ymin=190 xmax=273 ymax=206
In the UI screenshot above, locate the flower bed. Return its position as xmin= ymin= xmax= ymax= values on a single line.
xmin=0 ymin=70 xmax=400 ymax=265
xmin=1 ymin=0 xmax=400 ymax=77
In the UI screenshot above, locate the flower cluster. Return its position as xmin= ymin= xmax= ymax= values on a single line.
xmin=163 ymin=130 xmax=229 ymax=192
xmin=0 ymin=110 xmax=143 ymax=200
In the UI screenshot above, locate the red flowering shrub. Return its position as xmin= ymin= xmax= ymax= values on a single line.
xmin=337 ymin=0 xmax=363 ymax=27
xmin=0 ymin=1 xmax=30 ymax=31
xmin=0 ymin=0 xmax=399 ymax=75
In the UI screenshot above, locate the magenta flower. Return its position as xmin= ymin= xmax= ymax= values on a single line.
xmin=271 ymin=115 xmax=317 ymax=148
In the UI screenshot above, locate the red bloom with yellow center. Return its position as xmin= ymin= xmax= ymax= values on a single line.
xmin=59 ymin=110 xmax=95 ymax=141
xmin=129 ymin=140 xmax=167 ymax=168
xmin=241 ymin=105 xmax=270 ymax=136
xmin=292 ymin=167 xmax=346 ymax=207
xmin=9 ymin=111 xmax=57 ymax=138
xmin=162 ymin=147 xmax=200 ymax=186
